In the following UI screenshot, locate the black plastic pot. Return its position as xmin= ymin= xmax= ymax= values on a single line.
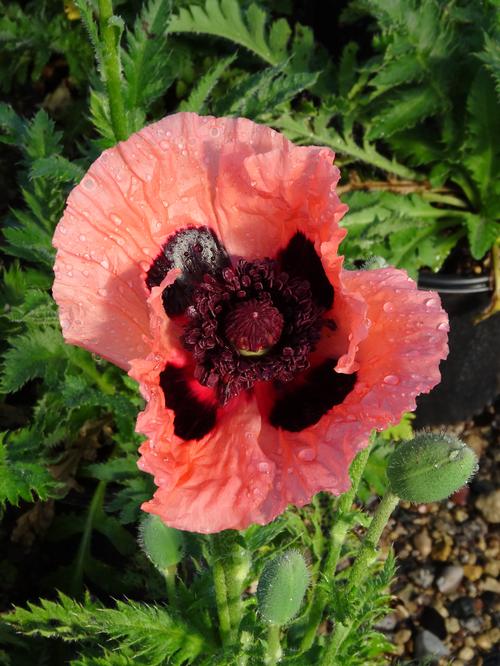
xmin=414 ymin=271 xmax=500 ymax=426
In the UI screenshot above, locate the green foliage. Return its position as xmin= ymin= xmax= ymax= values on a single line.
xmin=4 ymin=593 xmax=207 ymax=665
xmin=168 ymin=0 xmax=292 ymax=65
xmin=340 ymin=191 xmax=462 ymax=277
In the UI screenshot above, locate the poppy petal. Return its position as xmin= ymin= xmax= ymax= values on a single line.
xmin=53 ymin=113 xmax=346 ymax=370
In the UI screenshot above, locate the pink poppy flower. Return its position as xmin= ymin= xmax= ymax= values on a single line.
xmin=53 ymin=113 xmax=448 ymax=533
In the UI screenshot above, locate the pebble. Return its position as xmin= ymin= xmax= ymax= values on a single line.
xmin=458 ymin=646 xmax=475 ymax=661
xmin=394 ymin=628 xmax=412 ymax=645
xmin=462 ymin=616 xmax=484 ymax=634
xmin=480 ymin=576 xmax=500 ymax=594
xmin=374 ymin=612 xmax=398 ymax=631
xmin=449 ymin=596 xmax=476 ymax=618
xmin=475 ymin=490 xmax=500 ymax=523
xmin=476 ymin=633 xmax=492 ymax=650
xmin=410 ymin=566 xmax=435 ymax=589
xmin=414 ymin=529 xmax=432 ymax=558
xmin=431 ymin=534 xmax=453 ymax=561
xmin=414 ymin=629 xmax=450 ymax=660
xmin=463 ymin=563 xmax=483 ymax=581
xmin=484 ymin=561 xmax=499 ymax=577
xmin=436 ymin=565 xmax=464 ymax=593
xmin=445 ymin=617 xmax=460 ymax=633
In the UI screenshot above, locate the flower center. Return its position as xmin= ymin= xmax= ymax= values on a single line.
xmin=182 ymin=258 xmax=325 ymax=404
xmin=224 ymin=298 xmax=284 ymax=356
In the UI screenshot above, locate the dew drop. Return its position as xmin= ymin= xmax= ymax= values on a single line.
xmin=159 ymin=140 xmax=169 ymax=151
xmin=110 ymin=213 xmax=122 ymax=226
xmin=83 ymin=176 xmax=96 ymax=190
xmin=98 ymin=288 xmax=108 ymax=297
xmin=78 ymin=234 xmax=86 ymax=242
xmin=298 ymin=448 xmax=316 ymax=462
xmin=258 ymin=462 xmax=269 ymax=473
xmin=210 ymin=127 xmax=220 ymax=137
xmin=383 ymin=374 xmax=400 ymax=385
xmin=425 ymin=297 xmax=438 ymax=307
xmin=82 ymin=269 xmax=89 ymax=277
xmin=383 ymin=301 xmax=394 ymax=312
xmin=116 ymin=237 xmax=125 ymax=246
xmin=100 ymin=259 xmax=110 ymax=270
xmin=437 ymin=321 xmax=448 ymax=331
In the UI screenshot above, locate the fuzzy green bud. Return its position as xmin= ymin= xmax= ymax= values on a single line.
xmin=387 ymin=432 xmax=477 ymax=503
xmin=257 ymin=549 xmax=309 ymax=625
xmin=138 ymin=514 xmax=185 ymax=571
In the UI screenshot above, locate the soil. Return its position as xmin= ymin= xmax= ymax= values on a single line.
xmin=379 ymin=402 xmax=500 ymax=665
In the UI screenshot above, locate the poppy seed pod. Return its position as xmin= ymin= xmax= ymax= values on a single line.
xmin=139 ymin=514 xmax=185 ymax=571
xmin=257 ymin=550 xmax=309 ymax=625
xmin=387 ymin=432 xmax=478 ymax=503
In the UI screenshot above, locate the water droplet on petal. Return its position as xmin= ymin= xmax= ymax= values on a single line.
xmin=79 ymin=234 xmax=86 ymax=242
xmin=298 ymin=448 xmax=316 ymax=462
xmin=100 ymin=259 xmax=110 ymax=270
xmin=110 ymin=213 xmax=122 ymax=226
xmin=83 ymin=176 xmax=95 ymax=190
xmin=82 ymin=269 xmax=89 ymax=277
xmin=98 ymin=288 xmax=108 ymax=297
xmin=159 ymin=140 xmax=169 ymax=151
xmin=383 ymin=301 xmax=394 ymax=312
xmin=437 ymin=321 xmax=448 ymax=331
xmin=383 ymin=374 xmax=400 ymax=385
xmin=258 ymin=462 xmax=269 ymax=473
xmin=425 ymin=297 xmax=438 ymax=307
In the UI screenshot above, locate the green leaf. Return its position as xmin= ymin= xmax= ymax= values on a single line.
xmin=168 ymin=0 xmax=290 ymax=66
xmin=123 ymin=0 xmax=174 ymax=117
xmin=366 ymin=86 xmax=442 ymax=140
xmin=0 ymin=433 xmax=57 ymax=508
xmin=0 ymin=102 xmax=26 ymax=145
xmin=5 ymin=594 xmax=209 ymax=665
xmin=179 ymin=53 xmax=237 ymax=113
xmin=464 ymin=70 xmax=500 ymax=205
xmin=463 ymin=213 xmax=500 ymax=260
xmin=24 ymin=110 xmax=62 ymax=161
xmin=30 ymin=156 xmax=84 ymax=183
xmin=1 ymin=327 xmax=67 ymax=393
xmin=477 ymin=32 xmax=500 ymax=101
xmin=216 ymin=66 xmax=317 ymax=118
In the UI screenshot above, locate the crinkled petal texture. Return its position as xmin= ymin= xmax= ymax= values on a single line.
xmin=53 ymin=113 xmax=346 ymax=369
xmin=53 ymin=113 xmax=448 ymax=533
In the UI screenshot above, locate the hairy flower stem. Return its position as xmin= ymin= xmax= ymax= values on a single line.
xmin=97 ymin=0 xmax=128 ymax=142
xmin=265 ymin=624 xmax=282 ymax=665
xmin=300 ymin=438 xmax=374 ymax=651
xmin=211 ymin=531 xmax=245 ymax=645
xmin=347 ymin=490 xmax=400 ymax=591
xmin=163 ymin=565 xmax=178 ymax=609
xmin=320 ymin=489 xmax=400 ymax=664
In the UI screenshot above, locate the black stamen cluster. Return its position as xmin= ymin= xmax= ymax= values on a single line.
xmin=182 ymin=259 xmax=325 ymax=404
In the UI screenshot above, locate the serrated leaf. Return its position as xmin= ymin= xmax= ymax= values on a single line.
xmin=0 ymin=433 xmax=57 ymax=508
xmin=464 ymin=70 xmax=500 ymax=204
xmin=30 ymin=156 xmax=84 ymax=183
xmin=477 ymin=32 xmax=500 ymax=101
xmin=0 ymin=102 xmax=26 ymax=145
xmin=179 ymin=53 xmax=237 ymax=113
xmin=367 ymin=86 xmax=442 ymax=140
xmin=1 ymin=327 xmax=67 ymax=393
xmin=168 ymin=0 xmax=290 ymax=65
xmin=464 ymin=213 xmax=500 ymax=260
xmin=123 ymin=0 xmax=174 ymax=117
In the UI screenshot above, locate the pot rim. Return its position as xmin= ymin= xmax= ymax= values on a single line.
xmin=418 ymin=271 xmax=492 ymax=294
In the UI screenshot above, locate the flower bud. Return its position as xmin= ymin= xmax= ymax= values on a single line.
xmin=387 ymin=432 xmax=477 ymax=503
xmin=257 ymin=549 xmax=309 ymax=625
xmin=139 ymin=514 xmax=185 ymax=571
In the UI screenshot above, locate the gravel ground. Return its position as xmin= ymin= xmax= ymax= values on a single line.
xmin=379 ymin=405 xmax=499 ymax=664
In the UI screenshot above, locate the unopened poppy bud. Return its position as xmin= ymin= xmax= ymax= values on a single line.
xmin=387 ymin=432 xmax=477 ymax=503
xmin=257 ymin=549 xmax=309 ymax=625
xmin=139 ymin=514 xmax=185 ymax=571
